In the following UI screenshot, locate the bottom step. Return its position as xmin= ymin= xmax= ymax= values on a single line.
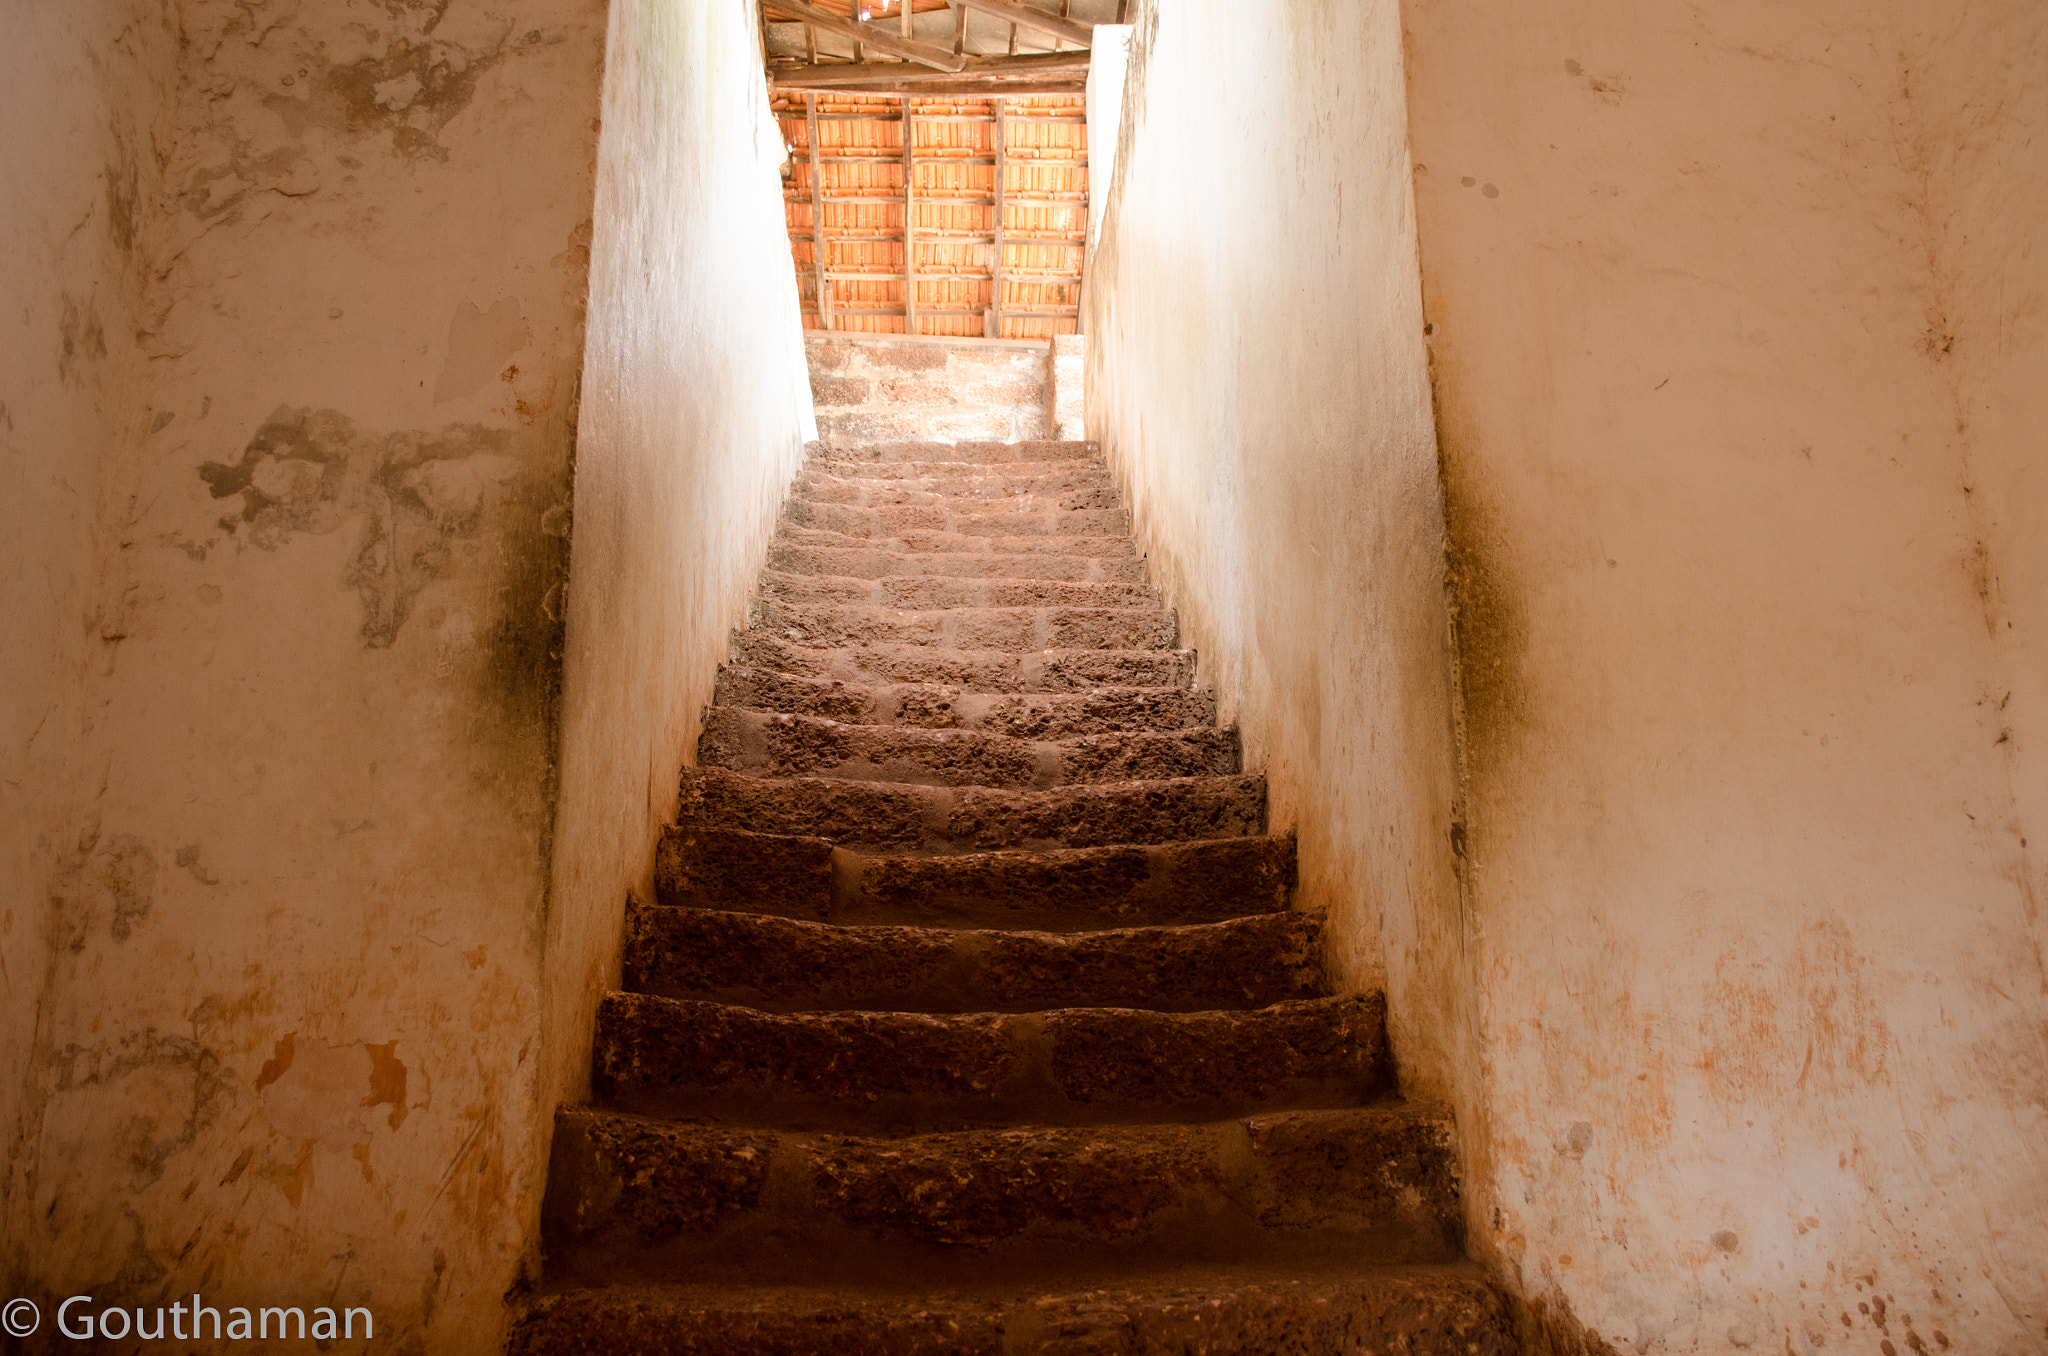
xmin=508 ymin=1265 xmax=1516 ymax=1355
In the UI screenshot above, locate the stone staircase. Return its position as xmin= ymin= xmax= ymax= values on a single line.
xmin=511 ymin=440 xmax=1517 ymax=1354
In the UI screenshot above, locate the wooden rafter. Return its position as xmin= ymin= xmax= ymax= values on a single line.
xmin=951 ymin=0 xmax=1093 ymax=48
xmin=989 ymin=96 xmax=1006 ymax=338
xmin=805 ymin=94 xmax=834 ymax=331
xmin=763 ymin=0 xmax=968 ymax=70
xmin=771 ymin=51 xmax=1087 ymax=87
xmin=902 ymin=95 xmax=918 ymax=333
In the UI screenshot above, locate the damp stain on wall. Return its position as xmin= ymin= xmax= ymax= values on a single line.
xmin=198 ymin=406 xmax=569 ymax=668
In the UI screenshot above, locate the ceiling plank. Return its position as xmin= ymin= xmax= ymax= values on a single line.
xmin=763 ymin=0 xmax=969 ymax=70
xmin=951 ymin=0 xmax=1093 ymax=48
xmin=773 ymin=77 xmax=1085 ymax=94
xmin=771 ymin=50 xmax=1086 ymax=86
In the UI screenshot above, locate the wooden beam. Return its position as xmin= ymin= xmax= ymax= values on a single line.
xmin=990 ymin=96 xmax=1006 ymax=339
xmin=902 ymin=96 xmax=917 ymax=335
xmin=772 ymin=76 xmax=1085 ymax=95
xmin=1115 ymin=0 xmax=1129 ymax=20
xmin=952 ymin=0 xmax=1093 ymax=48
xmin=761 ymin=0 xmax=968 ymax=70
xmin=769 ymin=51 xmax=1086 ymax=85
xmin=805 ymin=94 xmax=835 ymax=331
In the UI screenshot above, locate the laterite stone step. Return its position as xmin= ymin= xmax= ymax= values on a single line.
xmin=819 ymin=438 xmax=1102 ymax=466
xmin=593 ymin=992 xmax=1389 ymax=1128
xmin=786 ymin=500 xmax=1132 ymax=541
xmin=729 ymin=633 xmax=1196 ymax=692
xmin=777 ymin=524 xmax=1137 ymax=558
xmin=712 ymin=668 xmax=1217 ymax=735
xmin=676 ymin=767 xmax=1267 ymax=853
xmin=803 ymin=464 xmax=1113 ymax=501
xmin=622 ymin=905 xmax=1321 ymax=1012
xmin=656 ymin=827 xmax=1295 ymax=929
xmin=697 ymin=708 xmax=1240 ymax=789
xmin=759 ymin=570 xmax=1159 ymax=610
xmin=769 ymin=542 xmax=1148 ymax=583
xmin=544 ymin=1105 xmax=1462 ymax=1282
xmin=509 ymin=1266 xmax=1516 ymax=1356
xmin=751 ymin=599 xmax=1177 ymax=653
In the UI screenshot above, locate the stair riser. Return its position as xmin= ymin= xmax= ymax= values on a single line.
xmin=656 ymin=827 xmax=1296 ymax=930
xmin=593 ymin=993 xmax=1390 ymax=1130
xmin=812 ymin=457 xmax=1105 ymax=485
xmin=623 ymin=906 xmax=1322 ymax=1013
xmin=697 ymin=709 xmax=1240 ymax=790
xmin=760 ymin=571 xmax=1159 ymax=610
xmin=730 ymin=633 xmax=1196 ymax=691
xmin=545 ymin=1108 xmax=1462 ymax=1284
xmin=779 ymin=525 xmax=1137 ymax=558
xmin=753 ymin=600 xmax=1178 ymax=654
xmin=788 ymin=502 xmax=1133 ymax=541
xmin=822 ymin=438 xmax=1101 ymax=466
xmin=509 ymin=1274 xmax=1518 ymax=1356
xmin=770 ymin=544 xmax=1148 ymax=583
xmin=712 ymin=669 xmax=1218 ymax=735
xmin=803 ymin=468 xmax=1113 ymax=502
xmin=677 ymin=768 xmax=1267 ymax=854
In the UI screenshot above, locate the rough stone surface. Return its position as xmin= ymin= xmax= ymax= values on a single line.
xmin=622 ymin=905 xmax=1323 ymax=1011
xmin=801 ymin=337 xmax=1052 ymax=444
xmin=656 ymin=828 xmax=1298 ymax=929
xmin=677 ymin=766 xmax=1267 ymax=852
xmin=545 ymin=1105 xmax=1461 ymax=1275
xmin=592 ymin=992 xmax=1388 ymax=1127
xmin=509 ymin=1268 xmax=1516 ymax=1355
xmin=696 ymin=707 xmax=1240 ymax=788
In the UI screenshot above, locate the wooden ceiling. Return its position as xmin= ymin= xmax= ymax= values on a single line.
xmin=763 ymin=0 xmax=1111 ymax=339
xmin=775 ymin=90 xmax=1087 ymax=340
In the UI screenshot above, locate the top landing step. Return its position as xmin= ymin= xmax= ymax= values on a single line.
xmin=815 ymin=439 xmax=1101 ymax=467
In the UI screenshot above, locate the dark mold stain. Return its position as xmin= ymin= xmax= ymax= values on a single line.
xmin=58 ymin=295 xmax=108 ymax=387
xmin=52 ymin=1029 xmax=232 ymax=1193
xmin=93 ymin=834 xmax=157 ymax=942
xmin=263 ymin=23 xmax=509 ymax=163
xmin=199 ymin=406 xmax=569 ymax=740
xmin=106 ymin=150 xmax=140 ymax=256
xmin=1430 ymin=370 xmax=1528 ymax=770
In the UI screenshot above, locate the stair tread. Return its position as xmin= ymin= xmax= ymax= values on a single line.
xmin=593 ymin=991 xmax=1389 ymax=1129
xmin=777 ymin=524 xmax=1138 ymax=557
xmin=771 ymin=542 xmax=1149 ymax=583
xmin=509 ymin=1262 xmax=1517 ymax=1355
xmin=712 ymin=667 xmax=1217 ymax=734
xmin=729 ymin=632 xmax=1196 ymax=691
xmin=678 ymin=766 xmax=1268 ymax=852
xmin=657 ymin=827 xmax=1296 ymax=929
xmin=623 ymin=904 xmax=1320 ymax=1012
xmin=751 ymin=598 xmax=1179 ymax=654
xmin=760 ymin=570 xmax=1161 ymax=610
xmin=544 ymin=1104 xmax=1462 ymax=1283
xmin=698 ymin=707 xmax=1239 ymax=789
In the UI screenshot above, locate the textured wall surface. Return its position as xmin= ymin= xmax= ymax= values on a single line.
xmin=0 ymin=0 xmax=180 ymax=1285
xmin=541 ymin=0 xmax=813 ymax=1188
xmin=808 ymin=333 xmax=1049 ymax=444
xmin=0 ymin=0 xmax=609 ymax=1346
xmin=1084 ymin=0 xmax=1465 ymax=1114
xmin=1398 ymin=0 xmax=2048 ymax=1350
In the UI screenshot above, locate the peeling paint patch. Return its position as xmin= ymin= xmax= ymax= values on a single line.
xmin=435 ymin=298 xmax=531 ymax=403
xmin=364 ymin=1042 xmax=410 ymax=1129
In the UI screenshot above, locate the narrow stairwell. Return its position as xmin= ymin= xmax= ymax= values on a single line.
xmin=512 ymin=439 xmax=1518 ymax=1354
